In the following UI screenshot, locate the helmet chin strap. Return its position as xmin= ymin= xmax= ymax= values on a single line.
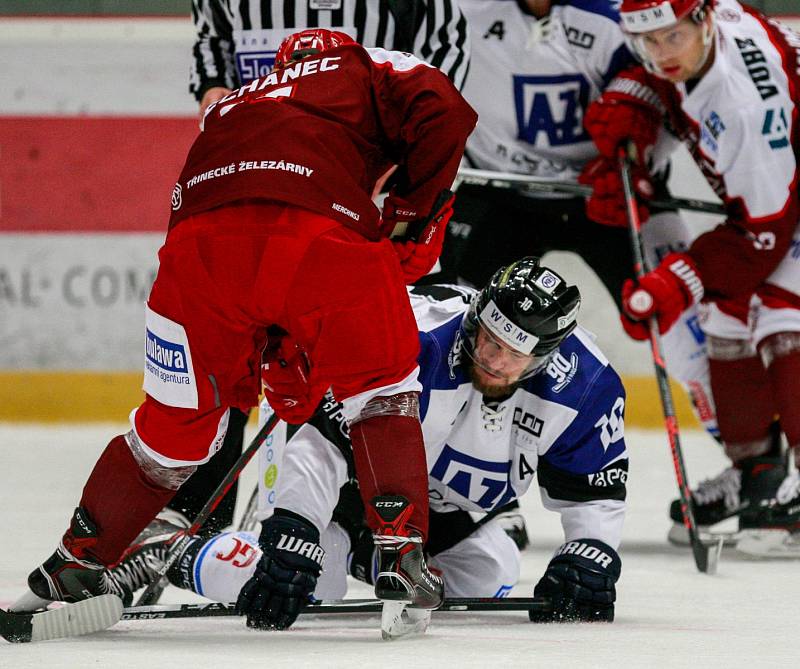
xmin=694 ymin=13 xmax=716 ymax=74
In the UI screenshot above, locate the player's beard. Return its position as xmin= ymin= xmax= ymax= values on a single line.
xmin=463 ymin=354 xmax=518 ymax=400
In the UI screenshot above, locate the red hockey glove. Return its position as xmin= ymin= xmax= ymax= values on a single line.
xmin=619 ymin=311 xmax=650 ymax=342
xmin=621 ymin=252 xmax=704 ymax=337
xmin=584 ymin=68 xmax=664 ymax=163
xmin=387 ymin=189 xmax=454 ymax=284
xmin=579 ymin=156 xmax=652 ymax=228
xmin=261 ymin=332 xmax=324 ymax=424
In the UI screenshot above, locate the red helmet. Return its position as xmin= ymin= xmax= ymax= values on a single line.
xmin=620 ymin=0 xmax=713 ymax=34
xmin=274 ymin=29 xmax=355 ymax=69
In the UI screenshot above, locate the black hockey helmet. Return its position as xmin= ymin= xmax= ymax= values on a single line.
xmin=460 ymin=257 xmax=581 ymax=379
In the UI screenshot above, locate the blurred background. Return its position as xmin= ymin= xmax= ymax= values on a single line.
xmin=1 ymin=1 xmax=797 ymax=425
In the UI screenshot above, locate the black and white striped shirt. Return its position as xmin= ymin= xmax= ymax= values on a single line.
xmin=189 ymin=0 xmax=470 ymax=99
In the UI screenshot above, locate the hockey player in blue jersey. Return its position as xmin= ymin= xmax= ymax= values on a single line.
xmin=111 ymin=258 xmax=626 ymax=627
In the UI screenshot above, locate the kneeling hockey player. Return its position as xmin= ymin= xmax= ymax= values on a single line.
xmin=114 ymin=259 xmax=628 ymax=628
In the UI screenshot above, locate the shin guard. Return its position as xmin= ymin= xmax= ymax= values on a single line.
xmin=707 ymin=346 xmax=776 ymax=459
xmin=350 ymin=413 xmax=429 ymax=541
xmin=72 ymin=435 xmax=178 ymax=565
xmin=760 ymin=332 xmax=800 ymax=458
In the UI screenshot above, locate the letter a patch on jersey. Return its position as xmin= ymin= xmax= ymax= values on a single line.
xmin=143 ymin=304 xmax=199 ymax=409
xmin=513 ymin=74 xmax=590 ymax=147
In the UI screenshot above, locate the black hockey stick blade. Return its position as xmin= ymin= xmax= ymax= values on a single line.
xmin=0 ymin=595 xmax=123 ymax=643
xmin=690 ymin=529 xmax=724 ymax=575
xmin=121 ymin=597 xmax=552 ymax=621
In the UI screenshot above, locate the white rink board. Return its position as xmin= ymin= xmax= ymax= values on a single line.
xmin=1 ymin=17 xmax=799 ymax=374
xmin=0 ymin=234 xmax=161 ymax=368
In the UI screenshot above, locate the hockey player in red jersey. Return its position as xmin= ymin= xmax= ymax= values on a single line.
xmin=16 ymin=29 xmax=477 ymax=620
xmin=580 ymin=0 xmax=800 ymax=549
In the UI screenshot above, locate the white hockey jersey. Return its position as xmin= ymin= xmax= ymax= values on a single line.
xmin=275 ymin=285 xmax=628 ymax=549
xmin=459 ymin=0 xmax=636 ymax=180
xmin=644 ymin=0 xmax=800 ymax=299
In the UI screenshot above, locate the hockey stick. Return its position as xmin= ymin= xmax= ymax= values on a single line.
xmin=135 ymin=410 xmax=282 ymax=605
xmin=456 ymin=167 xmax=725 ymax=216
xmin=120 ymin=597 xmax=552 ymax=621
xmin=0 ymin=595 xmax=123 ymax=644
xmin=618 ymin=145 xmax=723 ymax=575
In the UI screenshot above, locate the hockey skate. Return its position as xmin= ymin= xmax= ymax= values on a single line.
xmin=737 ymin=471 xmax=800 ymax=559
xmin=112 ymin=509 xmax=189 ymax=605
xmin=14 ymin=507 xmax=132 ymax=612
xmin=667 ymin=455 xmax=787 ymax=546
xmin=109 ymin=533 xmax=174 ymax=603
xmin=371 ymin=495 xmax=443 ymax=640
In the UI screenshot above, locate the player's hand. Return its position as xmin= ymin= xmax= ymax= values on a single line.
xmin=621 ymin=252 xmax=704 ymax=336
xmin=530 ymin=539 xmax=621 ymax=623
xmin=579 ymin=156 xmax=652 ymax=228
xmin=261 ymin=331 xmax=323 ymax=424
xmin=236 ymin=511 xmax=325 ymax=630
xmin=387 ymin=189 xmax=455 ymax=283
xmin=584 ymin=68 xmax=663 ymax=163
xmin=199 ymin=86 xmax=233 ymax=123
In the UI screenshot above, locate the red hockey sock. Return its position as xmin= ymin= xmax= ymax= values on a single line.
xmin=760 ymin=335 xmax=800 ymax=453
xmin=350 ymin=414 xmax=429 ymax=541
xmin=708 ymin=355 xmax=776 ymax=460
xmin=68 ymin=434 xmax=177 ymax=566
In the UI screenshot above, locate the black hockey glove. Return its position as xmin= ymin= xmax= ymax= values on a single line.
xmin=235 ymin=510 xmax=325 ymax=630
xmin=530 ymin=538 xmax=621 ymax=623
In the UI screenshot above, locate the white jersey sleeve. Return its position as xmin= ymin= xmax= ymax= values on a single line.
xmin=656 ymin=1 xmax=800 ymax=297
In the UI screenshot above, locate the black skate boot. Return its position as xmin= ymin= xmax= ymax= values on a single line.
xmin=20 ymin=507 xmax=131 ymax=610
xmin=737 ymin=471 xmax=800 ymax=558
xmin=111 ymin=509 xmax=189 ymax=606
xmin=109 ymin=533 xmax=176 ymax=604
xmin=667 ymin=455 xmax=787 ymax=545
xmin=371 ymin=495 xmax=443 ymax=639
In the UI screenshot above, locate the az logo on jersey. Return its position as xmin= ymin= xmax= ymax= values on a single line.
xmin=430 ymin=445 xmax=515 ymax=510
xmin=513 ymin=74 xmax=590 ymax=147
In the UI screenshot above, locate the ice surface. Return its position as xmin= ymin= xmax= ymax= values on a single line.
xmin=1 ymin=423 xmax=796 ymax=668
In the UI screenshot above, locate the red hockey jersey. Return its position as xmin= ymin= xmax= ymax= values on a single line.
xmin=169 ymin=44 xmax=477 ymax=240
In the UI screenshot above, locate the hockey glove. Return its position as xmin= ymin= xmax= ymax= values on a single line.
xmin=584 ymin=68 xmax=664 ymax=163
xmin=261 ymin=331 xmax=325 ymax=424
xmin=530 ymin=538 xmax=621 ymax=623
xmin=235 ymin=510 xmax=325 ymax=630
xmin=621 ymin=252 xmax=704 ymax=337
xmin=579 ymin=156 xmax=653 ymax=228
xmin=387 ymin=189 xmax=455 ymax=284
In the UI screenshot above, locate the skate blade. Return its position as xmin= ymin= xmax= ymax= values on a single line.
xmin=2 ymin=594 xmax=123 ymax=643
xmin=736 ymin=530 xmax=800 ymax=559
xmin=380 ymin=601 xmax=431 ymax=640
xmin=667 ymin=523 xmax=739 ymax=547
